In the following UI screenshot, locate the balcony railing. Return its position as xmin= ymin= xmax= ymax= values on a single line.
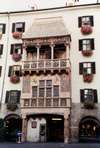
xmin=22 ymin=97 xmax=71 ymax=108
xmin=22 ymin=59 xmax=70 ymax=71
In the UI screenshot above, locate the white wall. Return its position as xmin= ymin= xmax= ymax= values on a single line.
xmin=27 ymin=118 xmax=46 ymax=142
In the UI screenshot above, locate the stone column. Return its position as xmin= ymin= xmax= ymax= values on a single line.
xmin=22 ymin=114 xmax=27 ymax=142
xmin=64 ymin=111 xmax=70 ymax=143
xmin=50 ymin=43 xmax=54 ymax=60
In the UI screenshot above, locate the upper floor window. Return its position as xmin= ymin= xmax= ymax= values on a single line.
xmin=0 ymin=24 xmax=6 ymax=34
xmin=79 ymin=39 xmax=94 ymax=56
xmin=80 ymin=89 xmax=97 ymax=109
xmin=12 ymin=22 xmax=25 ymax=33
xmin=8 ymin=65 xmax=22 ymax=77
xmin=79 ymin=39 xmax=94 ymax=51
xmin=5 ymin=90 xmax=21 ymax=103
xmin=79 ymin=62 xmax=95 ymax=75
xmin=0 ymin=44 xmax=3 ymax=56
xmin=78 ymin=16 xmax=94 ymax=27
xmin=10 ymin=44 xmax=22 ymax=54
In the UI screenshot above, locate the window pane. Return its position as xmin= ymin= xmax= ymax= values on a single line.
xmin=46 ymin=80 xmax=52 ymax=87
xmin=32 ymin=86 xmax=37 ymax=98
xmin=39 ymin=88 xmax=45 ymax=97
xmin=39 ymin=80 xmax=45 ymax=88
xmin=53 ymin=86 xmax=59 ymax=97
xmin=53 ymin=98 xmax=59 ymax=106
xmin=46 ymin=88 xmax=52 ymax=97
xmin=9 ymin=91 xmax=18 ymax=103
xmin=24 ymin=99 xmax=30 ymax=106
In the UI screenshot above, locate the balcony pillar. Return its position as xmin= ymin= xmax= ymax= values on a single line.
xmin=65 ymin=43 xmax=70 ymax=59
xmin=50 ymin=43 xmax=54 ymax=60
xmin=21 ymin=114 xmax=27 ymax=142
xmin=36 ymin=44 xmax=40 ymax=61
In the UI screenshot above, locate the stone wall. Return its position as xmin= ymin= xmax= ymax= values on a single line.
xmin=71 ymin=103 xmax=100 ymax=143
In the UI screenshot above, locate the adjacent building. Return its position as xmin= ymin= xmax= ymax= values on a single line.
xmin=0 ymin=2 xmax=100 ymax=143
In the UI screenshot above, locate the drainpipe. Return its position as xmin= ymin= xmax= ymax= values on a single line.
xmin=0 ymin=12 xmax=10 ymax=117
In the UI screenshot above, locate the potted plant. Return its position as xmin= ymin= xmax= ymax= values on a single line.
xmin=12 ymin=31 xmax=22 ymax=39
xmin=12 ymin=53 xmax=22 ymax=62
xmin=83 ymin=74 xmax=93 ymax=82
xmin=81 ymin=25 xmax=92 ymax=35
xmin=82 ymin=50 xmax=93 ymax=57
xmin=10 ymin=75 xmax=20 ymax=84
xmin=7 ymin=103 xmax=18 ymax=111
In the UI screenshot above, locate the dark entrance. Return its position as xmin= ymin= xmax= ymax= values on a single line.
xmin=27 ymin=114 xmax=64 ymax=142
xmin=46 ymin=115 xmax=64 ymax=142
xmin=79 ymin=116 xmax=100 ymax=142
xmin=4 ymin=114 xmax=22 ymax=142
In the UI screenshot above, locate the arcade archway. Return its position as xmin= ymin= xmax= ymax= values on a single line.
xmin=4 ymin=114 xmax=22 ymax=142
xmin=79 ymin=116 xmax=100 ymax=142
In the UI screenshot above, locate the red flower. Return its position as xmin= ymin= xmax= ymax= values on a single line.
xmin=82 ymin=50 xmax=93 ymax=57
xmin=12 ymin=32 xmax=22 ymax=39
xmin=83 ymin=74 xmax=93 ymax=83
xmin=12 ymin=53 xmax=22 ymax=62
xmin=81 ymin=25 xmax=92 ymax=35
xmin=10 ymin=75 xmax=20 ymax=84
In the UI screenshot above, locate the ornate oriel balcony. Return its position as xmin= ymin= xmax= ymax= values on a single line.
xmin=22 ymin=59 xmax=70 ymax=73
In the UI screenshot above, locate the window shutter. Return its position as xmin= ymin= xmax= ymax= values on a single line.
xmin=5 ymin=91 xmax=10 ymax=103
xmin=22 ymin=22 xmax=25 ymax=32
xmin=91 ymin=39 xmax=94 ymax=50
xmin=79 ymin=40 xmax=83 ymax=51
xmin=94 ymin=89 xmax=97 ymax=103
xmin=80 ymin=89 xmax=84 ymax=102
xmin=78 ymin=17 xmax=82 ymax=27
xmin=8 ymin=66 xmax=12 ymax=77
xmin=90 ymin=16 xmax=94 ymax=26
xmin=10 ymin=44 xmax=14 ymax=54
xmin=91 ymin=62 xmax=95 ymax=74
xmin=2 ymin=24 xmax=6 ymax=34
xmin=79 ymin=63 xmax=83 ymax=74
xmin=12 ymin=23 xmax=15 ymax=32
xmin=17 ymin=91 xmax=21 ymax=103
xmin=0 ymin=45 xmax=3 ymax=55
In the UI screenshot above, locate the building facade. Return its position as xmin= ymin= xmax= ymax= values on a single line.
xmin=0 ymin=2 xmax=100 ymax=143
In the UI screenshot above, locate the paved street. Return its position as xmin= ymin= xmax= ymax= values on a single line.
xmin=0 ymin=143 xmax=100 ymax=148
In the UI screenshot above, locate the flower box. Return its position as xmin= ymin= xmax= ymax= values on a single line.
xmin=12 ymin=31 xmax=22 ymax=39
xmin=10 ymin=75 xmax=20 ymax=84
xmin=82 ymin=50 xmax=93 ymax=57
xmin=12 ymin=53 xmax=22 ymax=62
xmin=81 ymin=25 xmax=92 ymax=35
xmin=83 ymin=74 xmax=93 ymax=83
xmin=7 ymin=103 xmax=18 ymax=111
xmin=84 ymin=99 xmax=94 ymax=109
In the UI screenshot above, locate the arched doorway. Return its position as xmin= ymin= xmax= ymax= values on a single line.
xmin=4 ymin=114 xmax=22 ymax=142
xmin=79 ymin=116 xmax=100 ymax=142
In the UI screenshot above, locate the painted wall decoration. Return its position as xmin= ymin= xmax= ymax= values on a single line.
xmin=31 ymin=75 xmax=38 ymax=85
xmin=60 ymin=74 xmax=70 ymax=92
xmin=22 ymin=75 xmax=30 ymax=93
